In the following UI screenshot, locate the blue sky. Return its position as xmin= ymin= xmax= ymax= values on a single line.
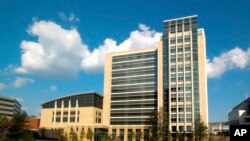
xmin=0 ymin=0 xmax=250 ymax=122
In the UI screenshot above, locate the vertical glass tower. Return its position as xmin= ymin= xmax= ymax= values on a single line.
xmin=163 ymin=15 xmax=208 ymax=132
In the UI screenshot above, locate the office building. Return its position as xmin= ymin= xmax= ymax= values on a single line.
xmin=103 ymin=15 xmax=208 ymax=138
xmin=163 ymin=15 xmax=208 ymax=132
xmin=228 ymin=97 xmax=250 ymax=125
xmin=0 ymin=95 xmax=22 ymax=118
xmin=40 ymin=92 xmax=105 ymax=137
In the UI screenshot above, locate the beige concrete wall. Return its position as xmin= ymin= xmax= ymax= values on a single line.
xmin=102 ymin=52 xmax=112 ymax=125
xmin=157 ymin=41 xmax=164 ymax=111
xmin=197 ymin=28 xmax=208 ymax=125
xmin=40 ymin=107 xmax=102 ymax=129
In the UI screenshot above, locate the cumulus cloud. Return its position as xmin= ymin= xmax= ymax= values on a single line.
xmin=81 ymin=23 xmax=162 ymax=72
xmin=16 ymin=20 xmax=161 ymax=77
xmin=50 ymin=85 xmax=58 ymax=92
xmin=0 ymin=83 xmax=7 ymax=90
xmin=16 ymin=20 xmax=88 ymax=78
xmin=59 ymin=12 xmax=79 ymax=22
xmin=13 ymin=77 xmax=34 ymax=88
xmin=207 ymin=47 xmax=250 ymax=78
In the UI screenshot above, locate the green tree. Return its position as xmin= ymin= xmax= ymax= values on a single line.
xmin=86 ymin=128 xmax=93 ymax=141
xmin=64 ymin=132 xmax=69 ymax=141
xmin=146 ymin=108 xmax=169 ymax=141
xmin=194 ymin=117 xmax=208 ymax=141
xmin=69 ymin=129 xmax=78 ymax=141
xmin=19 ymin=131 xmax=35 ymax=141
xmin=0 ymin=115 xmax=11 ymax=133
xmin=9 ymin=111 xmax=28 ymax=133
xmin=54 ymin=128 xmax=64 ymax=141
xmin=80 ymin=128 xmax=85 ymax=141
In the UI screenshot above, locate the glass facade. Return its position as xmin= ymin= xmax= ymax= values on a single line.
xmin=42 ymin=92 xmax=103 ymax=109
xmin=110 ymin=51 xmax=158 ymax=125
xmin=163 ymin=15 xmax=200 ymax=132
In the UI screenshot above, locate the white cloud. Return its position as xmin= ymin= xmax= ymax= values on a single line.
xmin=207 ymin=47 xmax=250 ymax=78
xmin=50 ymin=85 xmax=58 ymax=92
xmin=81 ymin=23 xmax=162 ymax=72
xmin=0 ymin=83 xmax=7 ymax=90
xmin=16 ymin=20 xmax=161 ymax=77
xmin=16 ymin=20 xmax=88 ymax=78
xmin=59 ymin=12 xmax=79 ymax=22
xmin=11 ymin=97 xmax=24 ymax=102
xmin=13 ymin=77 xmax=34 ymax=88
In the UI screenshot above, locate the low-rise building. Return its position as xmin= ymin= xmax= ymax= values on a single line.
xmin=24 ymin=116 xmax=40 ymax=130
xmin=228 ymin=97 xmax=250 ymax=125
xmin=0 ymin=95 xmax=22 ymax=118
xmin=40 ymin=92 xmax=105 ymax=140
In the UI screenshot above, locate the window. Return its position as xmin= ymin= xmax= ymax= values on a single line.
xmin=178 ymin=93 xmax=184 ymax=102
xmin=171 ymin=94 xmax=177 ymax=102
xmin=185 ymin=64 xmax=191 ymax=71
xmin=186 ymin=84 xmax=192 ymax=91
xmin=178 ymin=65 xmax=183 ymax=72
xmin=179 ymin=114 xmax=184 ymax=123
xmin=178 ymin=73 xmax=184 ymax=81
xmin=186 ymin=93 xmax=192 ymax=102
xmin=184 ymin=35 xmax=190 ymax=42
xmin=186 ymin=114 xmax=192 ymax=123
xmin=185 ymin=72 xmax=191 ymax=81
xmin=177 ymin=23 xmax=182 ymax=32
xmin=179 ymin=126 xmax=184 ymax=132
xmin=184 ymin=22 xmax=190 ymax=31
xmin=178 ymin=54 xmax=183 ymax=62
xmin=186 ymin=126 xmax=192 ymax=132
xmin=171 ymin=105 xmax=177 ymax=112
xmin=177 ymin=46 xmax=183 ymax=52
xmin=178 ymin=105 xmax=184 ymax=112
xmin=178 ymin=85 xmax=184 ymax=92
xmin=171 ymin=86 xmax=176 ymax=92
xmin=171 ymin=74 xmax=176 ymax=82
xmin=185 ymin=53 xmax=191 ymax=61
xmin=186 ymin=105 xmax=192 ymax=112
xmin=170 ymin=24 xmax=176 ymax=33
xmin=56 ymin=117 xmax=60 ymax=122
xmin=170 ymin=37 xmax=176 ymax=44
xmin=177 ymin=36 xmax=182 ymax=43
xmin=70 ymin=117 xmax=75 ymax=122
xmin=171 ymin=114 xmax=177 ymax=123
xmin=171 ymin=65 xmax=176 ymax=72
xmin=63 ymin=111 xmax=68 ymax=115
xmin=170 ymin=47 xmax=176 ymax=53
xmin=185 ymin=44 xmax=191 ymax=52
xmin=170 ymin=55 xmax=176 ymax=63
xmin=63 ymin=117 xmax=68 ymax=122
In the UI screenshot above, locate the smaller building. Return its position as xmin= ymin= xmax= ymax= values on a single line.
xmin=40 ymin=91 xmax=104 ymax=138
xmin=0 ymin=95 xmax=22 ymax=118
xmin=228 ymin=97 xmax=250 ymax=125
xmin=25 ymin=116 xmax=40 ymax=130
xmin=209 ymin=121 xmax=229 ymax=135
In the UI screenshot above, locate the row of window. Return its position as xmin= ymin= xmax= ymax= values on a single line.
xmin=172 ymin=125 xmax=193 ymax=132
xmin=170 ymin=22 xmax=191 ymax=33
xmin=170 ymin=84 xmax=192 ymax=92
xmin=112 ymin=52 xmax=156 ymax=63
xmin=53 ymin=110 xmax=80 ymax=116
xmin=171 ymin=114 xmax=192 ymax=123
xmin=170 ymin=35 xmax=190 ymax=44
xmin=52 ymin=116 xmax=79 ymax=123
xmin=171 ymin=105 xmax=192 ymax=113
xmin=171 ymin=73 xmax=192 ymax=82
xmin=171 ymin=93 xmax=192 ymax=102
xmin=170 ymin=44 xmax=191 ymax=53
xmin=111 ymin=129 xmax=149 ymax=141
xmin=171 ymin=64 xmax=191 ymax=72
xmin=170 ymin=53 xmax=191 ymax=63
